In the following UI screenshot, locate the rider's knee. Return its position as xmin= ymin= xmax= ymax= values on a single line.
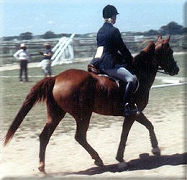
xmin=132 ymin=75 xmax=137 ymax=83
xmin=127 ymin=75 xmax=137 ymax=84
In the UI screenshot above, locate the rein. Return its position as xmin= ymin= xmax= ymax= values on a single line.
xmin=157 ymin=65 xmax=171 ymax=75
xmin=157 ymin=70 xmax=168 ymax=74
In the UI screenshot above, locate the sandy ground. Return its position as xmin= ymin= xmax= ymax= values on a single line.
xmin=0 ymin=102 xmax=186 ymax=179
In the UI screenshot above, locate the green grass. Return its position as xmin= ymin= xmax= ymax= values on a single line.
xmin=0 ymin=76 xmax=76 ymax=135
xmin=0 ymin=61 xmax=89 ymax=77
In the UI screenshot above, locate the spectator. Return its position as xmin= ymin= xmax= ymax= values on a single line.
xmin=13 ymin=43 xmax=30 ymax=82
xmin=39 ymin=43 xmax=53 ymax=77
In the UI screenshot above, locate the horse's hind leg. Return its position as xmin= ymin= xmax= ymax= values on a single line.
xmin=38 ymin=109 xmax=66 ymax=173
xmin=136 ymin=112 xmax=160 ymax=155
xmin=74 ymin=113 xmax=104 ymax=167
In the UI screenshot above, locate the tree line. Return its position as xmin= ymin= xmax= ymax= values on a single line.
xmin=2 ymin=21 xmax=186 ymax=41
xmin=134 ymin=21 xmax=185 ymax=36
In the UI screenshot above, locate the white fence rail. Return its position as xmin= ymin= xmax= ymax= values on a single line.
xmin=152 ymin=82 xmax=186 ymax=89
xmin=51 ymin=34 xmax=75 ymax=66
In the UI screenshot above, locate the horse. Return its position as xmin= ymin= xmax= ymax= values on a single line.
xmin=4 ymin=35 xmax=179 ymax=173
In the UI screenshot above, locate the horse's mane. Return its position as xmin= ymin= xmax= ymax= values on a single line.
xmin=133 ymin=41 xmax=155 ymax=64
xmin=142 ymin=41 xmax=155 ymax=53
xmin=132 ymin=41 xmax=156 ymax=75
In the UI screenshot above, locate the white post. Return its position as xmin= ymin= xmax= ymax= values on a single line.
xmin=51 ymin=34 xmax=75 ymax=66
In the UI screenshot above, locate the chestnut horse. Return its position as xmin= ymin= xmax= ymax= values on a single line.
xmin=4 ymin=36 xmax=179 ymax=173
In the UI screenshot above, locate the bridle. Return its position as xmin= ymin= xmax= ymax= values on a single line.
xmin=157 ymin=67 xmax=168 ymax=74
xmin=154 ymin=43 xmax=175 ymax=75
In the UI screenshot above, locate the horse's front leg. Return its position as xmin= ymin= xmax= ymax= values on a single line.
xmin=75 ymin=115 xmax=104 ymax=167
xmin=136 ymin=112 xmax=160 ymax=155
xmin=116 ymin=116 xmax=135 ymax=163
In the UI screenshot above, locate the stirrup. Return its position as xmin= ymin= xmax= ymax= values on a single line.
xmin=131 ymin=103 xmax=140 ymax=115
xmin=124 ymin=103 xmax=140 ymax=117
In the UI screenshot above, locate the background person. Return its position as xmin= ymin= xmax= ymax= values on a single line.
xmin=13 ymin=43 xmax=30 ymax=82
xmin=39 ymin=43 xmax=53 ymax=77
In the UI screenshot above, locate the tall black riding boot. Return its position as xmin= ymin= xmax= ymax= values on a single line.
xmin=123 ymin=82 xmax=139 ymax=117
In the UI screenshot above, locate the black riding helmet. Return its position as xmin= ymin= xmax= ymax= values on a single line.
xmin=103 ymin=5 xmax=119 ymax=18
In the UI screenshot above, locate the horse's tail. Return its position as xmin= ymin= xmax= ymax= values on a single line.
xmin=4 ymin=77 xmax=56 ymax=146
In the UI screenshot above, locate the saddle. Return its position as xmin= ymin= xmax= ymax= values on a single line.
xmin=88 ymin=64 xmax=121 ymax=87
xmin=88 ymin=64 xmax=139 ymax=92
xmin=88 ymin=64 xmax=101 ymax=74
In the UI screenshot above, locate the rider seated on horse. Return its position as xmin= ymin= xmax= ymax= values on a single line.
xmin=89 ymin=5 xmax=139 ymax=117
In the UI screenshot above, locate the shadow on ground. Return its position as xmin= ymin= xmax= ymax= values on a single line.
xmin=48 ymin=152 xmax=187 ymax=176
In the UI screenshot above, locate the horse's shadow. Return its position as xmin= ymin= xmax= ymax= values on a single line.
xmin=58 ymin=152 xmax=187 ymax=176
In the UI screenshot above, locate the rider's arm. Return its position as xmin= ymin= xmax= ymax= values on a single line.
xmin=44 ymin=51 xmax=52 ymax=57
xmin=13 ymin=49 xmax=21 ymax=60
xmin=112 ymin=28 xmax=133 ymax=65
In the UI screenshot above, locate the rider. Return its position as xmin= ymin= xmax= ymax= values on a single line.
xmin=90 ymin=5 xmax=139 ymax=117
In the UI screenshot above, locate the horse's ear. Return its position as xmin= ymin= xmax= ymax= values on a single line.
xmin=157 ymin=35 xmax=162 ymax=42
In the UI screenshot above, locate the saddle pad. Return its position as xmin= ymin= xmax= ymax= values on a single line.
xmin=97 ymin=74 xmax=139 ymax=93
xmin=98 ymin=74 xmax=120 ymax=87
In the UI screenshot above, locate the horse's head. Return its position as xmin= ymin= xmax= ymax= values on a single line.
xmin=154 ymin=35 xmax=179 ymax=76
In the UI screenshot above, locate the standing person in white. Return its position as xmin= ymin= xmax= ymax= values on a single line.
xmin=13 ymin=43 xmax=30 ymax=82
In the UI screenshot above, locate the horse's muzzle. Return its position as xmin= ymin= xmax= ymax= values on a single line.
xmin=168 ymin=65 xmax=179 ymax=76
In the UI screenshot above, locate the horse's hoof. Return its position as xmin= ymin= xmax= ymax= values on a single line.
xmin=38 ymin=165 xmax=46 ymax=174
xmin=116 ymin=156 xmax=124 ymax=163
xmin=94 ymin=159 xmax=104 ymax=167
xmin=152 ymin=147 xmax=161 ymax=156
xmin=117 ymin=161 xmax=127 ymax=169
xmin=139 ymin=153 xmax=149 ymax=159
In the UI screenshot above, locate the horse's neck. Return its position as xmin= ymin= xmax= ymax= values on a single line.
xmin=134 ymin=53 xmax=158 ymax=91
xmin=137 ymin=72 xmax=157 ymax=92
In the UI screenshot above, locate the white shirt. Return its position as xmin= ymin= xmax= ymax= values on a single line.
xmin=13 ymin=49 xmax=30 ymax=61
